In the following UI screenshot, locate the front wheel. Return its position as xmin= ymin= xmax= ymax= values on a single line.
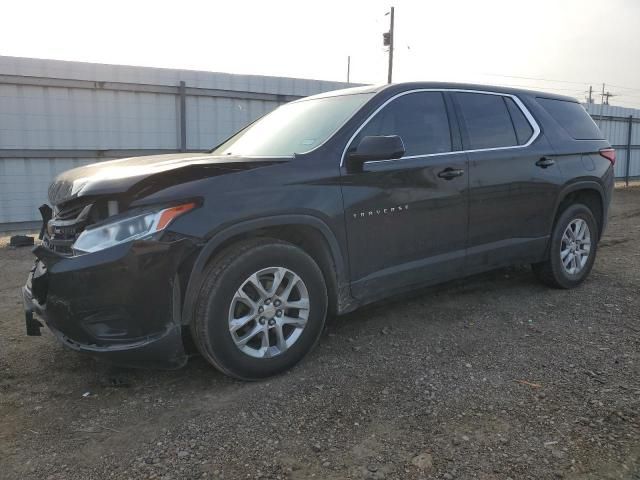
xmin=532 ymin=203 xmax=599 ymax=289
xmin=191 ymin=238 xmax=328 ymax=380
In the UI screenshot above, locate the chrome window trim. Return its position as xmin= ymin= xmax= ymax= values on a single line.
xmin=340 ymin=88 xmax=541 ymax=167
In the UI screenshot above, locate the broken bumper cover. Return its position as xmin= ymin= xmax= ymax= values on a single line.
xmin=23 ymin=239 xmax=195 ymax=369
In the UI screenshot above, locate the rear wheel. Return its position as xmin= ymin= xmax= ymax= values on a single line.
xmin=191 ymin=238 xmax=327 ymax=380
xmin=532 ymin=203 xmax=599 ymax=289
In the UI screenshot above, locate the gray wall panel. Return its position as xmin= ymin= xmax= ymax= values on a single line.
xmin=0 ymin=157 xmax=100 ymax=223
xmin=0 ymin=56 xmax=353 ymax=225
xmin=5 ymin=56 xmax=639 ymax=227
xmin=0 ymin=85 xmax=181 ymax=150
xmin=185 ymin=96 xmax=280 ymax=150
xmin=628 ymin=149 xmax=640 ymax=178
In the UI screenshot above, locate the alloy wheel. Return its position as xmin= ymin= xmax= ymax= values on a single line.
xmin=560 ymin=218 xmax=591 ymax=275
xmin=228 ymin=267 xmax=310 ymax=358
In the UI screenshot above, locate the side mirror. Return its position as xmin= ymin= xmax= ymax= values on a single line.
xmin=346 ymin=135 xmax=405 ymax=172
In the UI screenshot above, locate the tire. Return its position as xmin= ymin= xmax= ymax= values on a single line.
xmin=191 ymin=238 xmax=327 ymax=380
xmin=532 ymin=203 xmax=599 ymax=289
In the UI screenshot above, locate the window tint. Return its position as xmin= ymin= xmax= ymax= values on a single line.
xmin=455 ymin=93 xmax=518 ymax=149
xmin=504 ymin=97 xmax=534 ymax=145
xmin=537 ymin=98 xmax=603 ymax=140
xmin=350 ymin=92 xmax=451 ymax=157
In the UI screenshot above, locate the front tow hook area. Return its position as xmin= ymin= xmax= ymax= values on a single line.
xmin=26 ymin=311 xmax=43 ymax=336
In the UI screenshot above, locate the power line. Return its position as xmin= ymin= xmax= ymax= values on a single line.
xmin=447 ymin=71 xmax=640 ymax=106
xmin=503 ymin=83 xmax=586 ymax=93
xmin=616 ymin=92 xmax=640 ymax=100
xmin=605 ymin=83 xmax=640 ymax=93
xmin=488 ymin=81 xmax=586 ymax=94
xmin=482 ymin=73 xmax=592 ymax=86
xmin=493 ymin=79 xmax=639 ymax=107
xmin=485 ymin=73 xmax=640 ymax=96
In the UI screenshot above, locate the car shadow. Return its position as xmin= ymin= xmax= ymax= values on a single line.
xmin=73 ymin=264 xmax=541 ymax=388
xmin=329 ymin=264 xmax=538 ymax=329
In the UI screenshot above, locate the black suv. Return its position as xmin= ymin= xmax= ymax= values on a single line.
xmin=23 ymin=82 xmax=615 ymax=379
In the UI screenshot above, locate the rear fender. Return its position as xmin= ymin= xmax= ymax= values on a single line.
xmin=549 ymin=180 xmax=607 ymax=243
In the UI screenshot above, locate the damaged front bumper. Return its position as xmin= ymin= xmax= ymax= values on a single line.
xmin=23 ymin=239 xmax=196 ymax=369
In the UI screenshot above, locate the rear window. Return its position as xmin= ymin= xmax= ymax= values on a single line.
xmin=537 ymin=98 xmax=603 ymax=140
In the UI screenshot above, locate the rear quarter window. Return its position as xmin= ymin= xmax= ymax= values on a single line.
xmin=537 ymin=98 xmax=604 ymax=140
xmin=504 ymin=97 xmax=534 ymax=145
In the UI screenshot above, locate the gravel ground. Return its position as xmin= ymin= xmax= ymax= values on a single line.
xmin=1 ymin=187 xmax=639 ymax=480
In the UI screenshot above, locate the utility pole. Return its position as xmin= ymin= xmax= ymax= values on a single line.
xmin=347 ymin=56 xmax=351 ymax=83
xmin=603 ymin=91 xmax=615 ymax=105
xmin=385 ymin=7 xmax=395 ymax=84
xmin=597 ymin=83 xmax=615 ymax=106
xmin=587 ymin=85 xmax=593 ymax=104
xmin=597 ymin=83 xmax=606 ymax=125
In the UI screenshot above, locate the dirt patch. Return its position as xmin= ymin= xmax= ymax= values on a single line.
xmin=1 ymin=188 xmax=639 ymax=480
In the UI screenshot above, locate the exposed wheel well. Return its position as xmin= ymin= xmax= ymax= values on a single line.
xmin=555 ymin=188 xmax=604 ymax=238
xmin=201 ymin=225 xmax=341 ymax=315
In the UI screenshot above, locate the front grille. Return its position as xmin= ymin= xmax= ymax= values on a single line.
xmin=54 ymin=203 xmax=87 ymax=221
xmin=44 ymin=202 xmax=94 ymax=255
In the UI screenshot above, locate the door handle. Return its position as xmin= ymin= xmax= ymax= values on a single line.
xmin=437 ymin=167 xmax=464 ymax=180
xmin=536 ymin=157 xmax=555 ymax=168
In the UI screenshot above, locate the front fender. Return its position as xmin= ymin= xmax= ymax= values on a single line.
xmin=181 ymin=214 xmax=350 ymax=326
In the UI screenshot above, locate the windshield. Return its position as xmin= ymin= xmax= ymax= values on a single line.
xmin=211 ymin=93 xmax=374 ymax=156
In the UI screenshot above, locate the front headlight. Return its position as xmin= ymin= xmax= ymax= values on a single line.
xmin=73 ymin=202 xmax=196 ymax=254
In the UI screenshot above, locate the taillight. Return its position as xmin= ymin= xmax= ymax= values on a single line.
xmin=599 ymin=148 xmax=616 ymax=165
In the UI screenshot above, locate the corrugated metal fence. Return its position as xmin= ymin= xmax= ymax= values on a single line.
xmin=584 ymin=103 xmax=640 ymax=183
xmin=1 ymin=56 xmax=639 ymax=230
xmin=0 ymin=56 xmax=352 ymax=229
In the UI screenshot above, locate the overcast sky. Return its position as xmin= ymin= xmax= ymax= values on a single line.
xmin=2 ymin=0 xmax=640 ymax=107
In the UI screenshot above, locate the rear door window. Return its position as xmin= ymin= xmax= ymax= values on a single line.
xmin=350 ymin=91 xmax=452 ymax=157
xmin=537 ymin=98 xmax=604 ymax=140
xmin=454 ymin=92 xmax=518 ymax=149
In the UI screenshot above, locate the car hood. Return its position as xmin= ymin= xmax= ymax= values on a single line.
xmin=48 ymin=152 xmax=288 ymax=206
